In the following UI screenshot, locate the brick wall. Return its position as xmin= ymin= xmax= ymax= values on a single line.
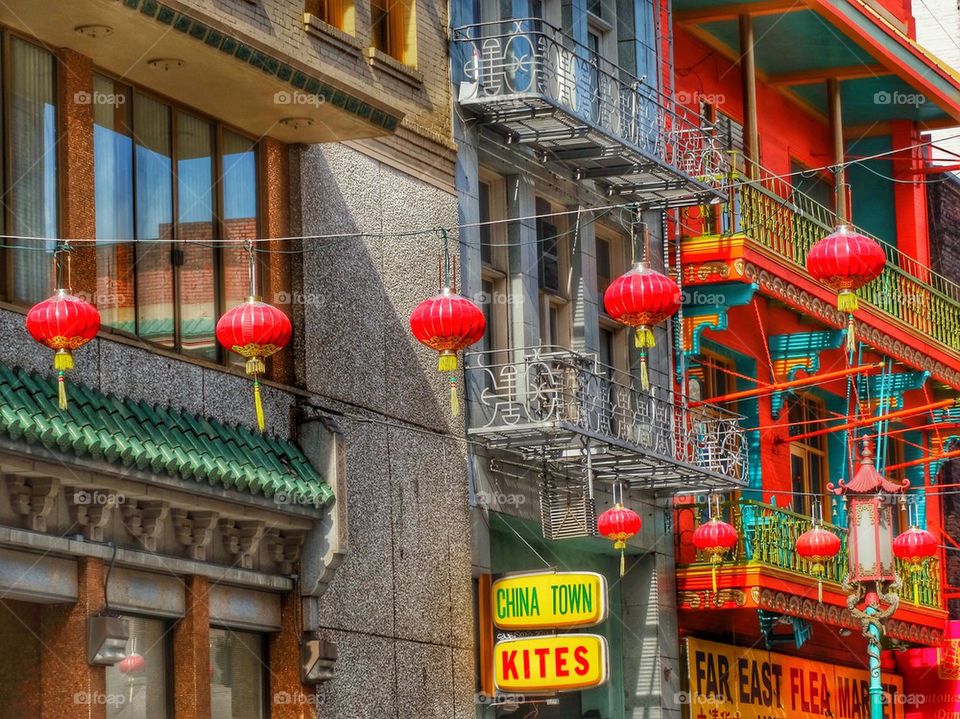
xmin=928 ymin=173 xmax=960 ymax=283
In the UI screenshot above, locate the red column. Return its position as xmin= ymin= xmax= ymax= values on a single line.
xmin=891 ymin=120 xmax=931 ymax=275
xmin=173 ymin=576 xmax=211 ymax=719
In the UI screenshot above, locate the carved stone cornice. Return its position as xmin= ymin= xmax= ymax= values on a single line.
xmin=121 ymin=499 xmax=169 ymax=552
xmin=171 ymin=510 xmax=219 ymax=561
xmin=220 ymin=519 xmax=267 ymax=569
xmin=7 ymin=477 xmax=59 ymax=532
xmin=267 ymin=529 xmax=308 ymax=574
xmin=67 ymin=488 xmax=117 ymax=541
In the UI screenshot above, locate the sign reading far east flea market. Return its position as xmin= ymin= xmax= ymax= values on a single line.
xmin=492 ymin=571 xmax=607 ymax=631
xmin=494 ymin=633 xmax=609 ymax=693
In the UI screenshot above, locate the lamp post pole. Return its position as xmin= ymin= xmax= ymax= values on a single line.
xmin=829 ymin=442 xmax=907 ymax=719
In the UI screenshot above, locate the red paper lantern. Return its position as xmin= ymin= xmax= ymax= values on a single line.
xmin=603 ymin=262 xmax=681 ymax=389
xmin=806 ymin=226 xmax=886 ymax=350
xmin=118 ymin=653 xmax=145 ymax=675
xmin=409 ymin=288 xmax=485 ymax=416
xmin=796 ymin=524 xmax=841 ymax=602
xmin=598 ymin=503 xmax=642 ymax=576
xmin=893 ymin=525 xmax=937 ymax=605
xmin=693 ymin=517 xmax=738 ymax=593
xmin=216 ymin=299 xmax=292 ymax=431
xmin=25 ymin=289 xmax=101 ymax=410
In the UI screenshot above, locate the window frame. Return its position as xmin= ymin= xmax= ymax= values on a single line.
xmin=208 ymin=625 xmax=270 ymax=719
xmin=92 ymin=68 xmax=262 ymax=364
xmin=103 ymin=613 xmax=174 ymax=719
xmin=787 ymin=393 xmax=829 ymax=521
xmin=369 ymin=0 xmax=417 ymax=66
xmin=535 ymin=195 xmax=570 ymax=348
xmin=0 ymin=29 xmax=60 ymax=305
xmin=477 ymin=171 xmax=510 ymax=364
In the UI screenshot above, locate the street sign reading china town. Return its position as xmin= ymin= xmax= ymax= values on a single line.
xmin=492 ymin=571 xmax=607 ymax=630
xmin=491 ymin=571 xmax=610 ymax=694
xmin=685 ymin=638 xmax=905 ymax=719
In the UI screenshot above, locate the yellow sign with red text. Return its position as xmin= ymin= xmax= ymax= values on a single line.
xmin=494 ymin=634 xmax=608 ymax=693
xmin=685 ymin=637 xmax=905 ymax=719
xmin=492 ymin=571 xmax=607 ymax=631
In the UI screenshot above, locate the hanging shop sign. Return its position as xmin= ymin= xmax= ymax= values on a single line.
xmin=493 ymin=633 xmax=608 ymax=694
xmin=685 ymin=637 xmax=905 ymax=719
xmin=492 ymin=571 xmax=608 ymax=631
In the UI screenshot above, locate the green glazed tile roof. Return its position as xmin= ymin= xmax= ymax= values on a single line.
xmin=0 ymin=364 xmax=333 ymax=508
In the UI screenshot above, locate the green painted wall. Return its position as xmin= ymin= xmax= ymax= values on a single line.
xmin=489 ymin=513 xmax=626 ymax=719
xmin=847 ymin=136 xmax=897 ymax=246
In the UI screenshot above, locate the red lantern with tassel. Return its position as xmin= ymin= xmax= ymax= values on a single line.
xmin=796 ymin=524 xmax=841 ymax=603
xmin=603 ymin=261 xmax=680 ymax=390
xmin=118 ymin=653 xmax=146 ymax=675
xmin=693 ymin=507 xmax=738 ymax=594
xmin=892 ymin=525 xmax=937 ymax=605
xmin=598 ymin=502 xmax=641 ymax=577
xmin=26 ymin=288 xmax=100 ymax=411
xmin=216 ymin=298 xmax=291 ymax=432
xmin=410 ymin=236 xmax=486 ymax=417
xmin=806 ymin=225 xmax=886 ymax=352
xmin=215 ymin=242 xmax=291 ymax=432
xmin=410 ymin=289 xmax=485 ymax=416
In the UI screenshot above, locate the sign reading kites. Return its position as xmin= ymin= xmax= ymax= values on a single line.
xmin=491 ymin=571 xmax=610 ymax=694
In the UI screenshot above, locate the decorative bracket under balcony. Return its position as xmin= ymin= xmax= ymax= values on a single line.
xmin=452 ymin=19 xmax=725 ymax=207
xmin=768 ymin=330 xmax=845 ymax=417
xmin=679 ymin=281 xmax=757 ymax=382
xmin=857 ymin=370 xmax=929 ymax=413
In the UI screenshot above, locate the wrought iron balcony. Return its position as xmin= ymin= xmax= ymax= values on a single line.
xmin=676 ymin=499 xmax=943 ymax=611
xmin=451 ymin=19 xmax=724 ymax=206
xmin=686 ymin=158 xmax=960 ymax=371
xmin=465 ymin=347 xmax=747 ymax=491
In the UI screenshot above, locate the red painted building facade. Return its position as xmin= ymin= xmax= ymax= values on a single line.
xmin=669 ymin=0 xmax=960 ymax=715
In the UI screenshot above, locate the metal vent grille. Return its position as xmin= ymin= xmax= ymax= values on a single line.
xmin=539 ymin=474 xmax=598 ymax=541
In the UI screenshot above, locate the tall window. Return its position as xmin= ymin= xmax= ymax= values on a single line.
xmin=210 ymin=628 xmax=266 ymax=719
xmin=93 ymin=74 xmax=259 ymax=361
xmin=104 ymin=616 xmax=169 ymax=719
xmin=536 ymin=197 xmax=569 ymax=347
xmin=369 ymin=0 xmax=416 ymax=66
xmin=307 ymin=0 xmax=353 ymax=31
xmin=788 ymin=394 xmax=827 ymax=520
xmin=477 ymin=174 xmax=509 ymax=366
xmin=1 ymin=36 xmax=58 ymax=306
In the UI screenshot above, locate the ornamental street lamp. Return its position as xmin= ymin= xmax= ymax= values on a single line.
xmin=828 ymin=441 xmax=908 ymax=719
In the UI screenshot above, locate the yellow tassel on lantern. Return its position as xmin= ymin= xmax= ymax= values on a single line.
xmin=639 ymin=354 xmax=650 ymax=392
xmin=449 ymin=375 xmax=460 ymax=417
xmin=253 ymin=378 xmax=265 ymax=432
xmin=245 ymin=356 xmax=265 ymax=376
xmin=634 ymin=327 xmax=656 ymax=349
xmin=845 ymin=314 xmax=856 ymax=354
xmin=837 ymin=289 xmax=859 ymax=313
xmin=710 ymin=554 xmax=722 ymax=594
xmin=438 ymin=350 xmax=457 ymax=372
xmin=614 ymin=539 xmax=627 ymax=577
xmin=57 ymin=371 xmax=68 ymax=411
xmin=54 ymin=349 xmax=74 ymax=371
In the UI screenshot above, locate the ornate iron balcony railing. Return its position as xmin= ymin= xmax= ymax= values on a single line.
xmin=676 ymin=499 xmax=943 ymax=611
xmin=709 ymin=157 xmax=960 ymax=357
xmin=451 ymin=19 xmax=724 ymax=205
xmin=465 ymin=346 xmax=747 ymax=490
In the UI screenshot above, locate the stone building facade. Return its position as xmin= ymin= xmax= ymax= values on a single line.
xmin=0 ymin=1 xmax=472 ymax=718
